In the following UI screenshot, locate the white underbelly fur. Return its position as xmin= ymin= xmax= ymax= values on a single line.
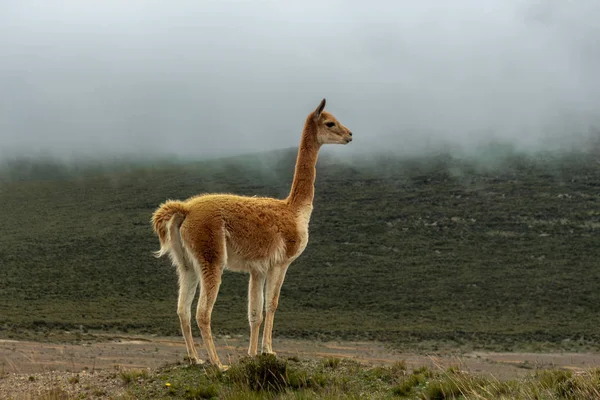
xmin=224 ymin=236 xmax=287 ymax=275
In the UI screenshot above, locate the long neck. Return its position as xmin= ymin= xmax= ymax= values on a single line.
xmin=286 ymin=117 xmax=321 ymax=209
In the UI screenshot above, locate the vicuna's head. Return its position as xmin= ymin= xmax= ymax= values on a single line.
xmin=309 ymin=99 xmax=353 ymax=145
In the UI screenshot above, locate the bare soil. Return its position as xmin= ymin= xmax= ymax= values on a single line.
xmin=1 ymin=334 xmax=599 ymax=398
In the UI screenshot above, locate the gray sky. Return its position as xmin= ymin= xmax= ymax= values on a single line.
xmin=1 ymin=0 xmax=599 ymax=161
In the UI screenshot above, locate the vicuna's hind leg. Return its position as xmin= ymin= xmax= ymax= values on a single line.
xmin=261 ymin=264 xmax=289 ymax=355
xmin=176 ymin=267 xmax=202 ymax=364
xmin=247 ymin=270 xmax=266 ymax=356
xmin=196 ymin=263 xmax=225 ymax=370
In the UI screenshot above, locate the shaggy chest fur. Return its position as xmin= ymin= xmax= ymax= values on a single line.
xmin=225 ymin=204 xmax=313 ymax=274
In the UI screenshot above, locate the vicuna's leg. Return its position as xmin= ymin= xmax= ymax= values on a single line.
xmin=261 ymin=264 xmax=289 ymax=355
xmin=176 ymin=266 xmax=202 ymax=364
xmin=196 ymin=264 xmax=225 ymax=369
xmin=247 ymin=270 xmax=266 ymax=356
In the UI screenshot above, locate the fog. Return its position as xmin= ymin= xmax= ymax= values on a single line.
xmin=1 ymin=0 xmax=599 ymax=161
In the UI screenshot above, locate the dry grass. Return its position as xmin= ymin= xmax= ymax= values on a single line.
xmin=118 ymin=356 xmax=600 ymax=399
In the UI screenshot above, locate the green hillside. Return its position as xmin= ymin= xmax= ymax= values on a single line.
xmin=1 ymin=147 xmax=599 ymax=351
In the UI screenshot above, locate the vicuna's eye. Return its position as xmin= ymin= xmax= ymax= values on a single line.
xmin=325 ymin=122 xmax=335 ymax=128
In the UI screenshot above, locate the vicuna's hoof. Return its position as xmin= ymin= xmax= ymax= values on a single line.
xmin=218 ymin=364 xmax=230 ymax=372
xmin=189 ymin=357 xmax=205 ymax=365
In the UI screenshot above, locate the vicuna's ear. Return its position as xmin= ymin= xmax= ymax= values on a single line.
xmin=313 ymin=98 xmax=326 ymax=120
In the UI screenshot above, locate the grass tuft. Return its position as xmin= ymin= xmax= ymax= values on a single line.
xmin=226 ymin=354 xmax=290 ymax=392
xmin=119 ymin=368 xmax=149 ymax=384
xmin=183 ymin=384 xmax=219 ymax=399
xmin=391 ymin=367 xmax=429 ymax=397
xmin=321 ymin=357 xmax=341 ymax=370
xmin=422 ymin=377 xmax=463 ymax=400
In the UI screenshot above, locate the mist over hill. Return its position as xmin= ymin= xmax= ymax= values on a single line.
xmin=1 ymin=0 xmax=600 ymax=162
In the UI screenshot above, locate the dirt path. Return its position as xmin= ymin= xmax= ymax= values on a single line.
xmin=2 ymin=334 xmax=599 ymax=380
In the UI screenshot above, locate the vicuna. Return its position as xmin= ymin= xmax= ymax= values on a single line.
xmin=151 ymin=99 xmax=352 ymax=370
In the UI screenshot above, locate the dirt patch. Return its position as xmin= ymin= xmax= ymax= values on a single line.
xmin=0 ymin=369 xmax=126 ymax=400
xmin=1 ymin=334 xmax=599 ymax=398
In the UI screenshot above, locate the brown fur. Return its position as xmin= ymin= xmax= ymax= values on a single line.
xmin=151 ymin=200 xmax=189 ymax=252
xmin=150 ymin=99 xmax=352 ymax=369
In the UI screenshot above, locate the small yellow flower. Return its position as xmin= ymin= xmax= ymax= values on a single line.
xmin=165 ymin=382 xmax=171 ymax=387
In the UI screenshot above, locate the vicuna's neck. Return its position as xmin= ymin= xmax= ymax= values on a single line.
xmin=286 ymin=116 xmax=321 ymax=209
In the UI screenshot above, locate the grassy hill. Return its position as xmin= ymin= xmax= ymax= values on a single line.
xmin=1 ymin=146 xmax=599 ymax=351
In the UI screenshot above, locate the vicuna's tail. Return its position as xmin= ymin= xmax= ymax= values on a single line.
xmin=151 ymin=200 xmax=189 ymax=259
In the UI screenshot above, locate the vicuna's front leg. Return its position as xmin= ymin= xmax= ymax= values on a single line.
xmin=248 ymin=271 xmax=266 ymax=356
xmin=261 ymin=264 xmax=289 ymax=355
xmin=196 ymin=266 xmax=226 ymax=370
